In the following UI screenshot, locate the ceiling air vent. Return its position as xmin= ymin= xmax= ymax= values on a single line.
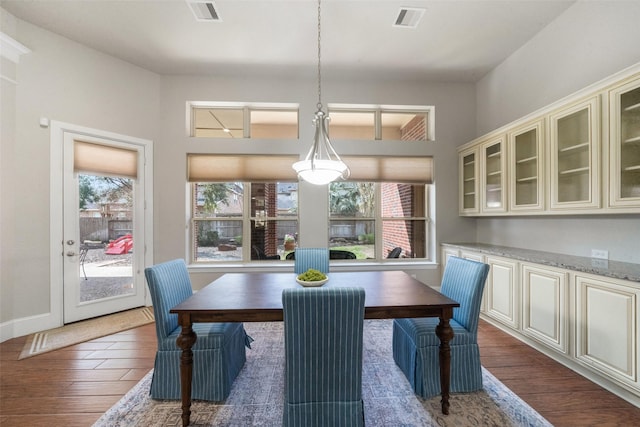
xmin=187 ymin=0 xmax=222 ymax=22
xmin=393 ymin=7 xmax=425 ymax=29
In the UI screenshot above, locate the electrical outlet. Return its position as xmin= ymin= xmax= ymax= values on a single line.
xmin=591 ymin=249 xmax=609 ymax=260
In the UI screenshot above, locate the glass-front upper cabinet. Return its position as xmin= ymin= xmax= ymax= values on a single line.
xmin=481 ymin=136 xmax=507 ymax=213
xmin=609 ymin=75 xmax=640 ymax=207
xmin=549 ymin=96 xmax=600 ymax=210
xmin=508 ymin=119 xmax=544 ymax=212
xmin=459 ymin=146 xmax=479 ymax=215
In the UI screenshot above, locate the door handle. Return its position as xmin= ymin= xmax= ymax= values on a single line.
xmin=66 ymin=251 xmax=77 ymax=257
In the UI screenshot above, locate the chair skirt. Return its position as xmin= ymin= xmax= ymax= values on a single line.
xmin=150 ymin=323 xmax=247 ymax=401
xmin=283 ymin=400 xmax=365 ymax=427
xmin=392 ymin=319 xmax=483 ymax=398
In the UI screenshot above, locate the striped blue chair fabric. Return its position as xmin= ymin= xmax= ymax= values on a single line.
xmin=293 ymin=248 xmax=330 ymax=274
xmin=392 ymin=256 xmax=490 ymax=398
xmin=282 ymin=287 xmax=366 ymax=427
xmin=144 ymin=259 xmax=251 ymax=401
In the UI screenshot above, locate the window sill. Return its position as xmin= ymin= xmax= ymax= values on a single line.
xmin=187 ymin=260 xmax=438 ymax=275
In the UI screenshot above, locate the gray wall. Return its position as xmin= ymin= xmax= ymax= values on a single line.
xmin=474 ymin=1 xmax=640 ymax=264
xmin=0 ymin=9 xmax=160 ymax=329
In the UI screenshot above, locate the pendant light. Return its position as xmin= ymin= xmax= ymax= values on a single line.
xmin=292 ymin=0 xmax=349 ymax=185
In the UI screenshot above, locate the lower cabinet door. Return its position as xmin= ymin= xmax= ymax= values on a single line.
xmin=485 ymin=256 xmax=519 ymax=329
xmin=575 ymin=274 xmax=639 ymax=390
xmin=521 ymin=264 xmax=569 ymax=353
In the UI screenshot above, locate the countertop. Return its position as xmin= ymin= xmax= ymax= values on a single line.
xmin=442 ymin=243 xmax=640 ymax=283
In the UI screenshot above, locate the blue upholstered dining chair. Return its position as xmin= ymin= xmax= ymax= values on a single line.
xmin=293 ymin=247 xmax=330 ymax=274
xmin=144 ymin=259 xmax=251 ymax=401
xmin=282 ymin=287 xmax=366 ymax=427
xmin=392 ymin=256 xmax=490 ymax=398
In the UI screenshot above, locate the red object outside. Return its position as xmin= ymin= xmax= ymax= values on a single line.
xmin=105 ymin=234 xmax=133 ymax=255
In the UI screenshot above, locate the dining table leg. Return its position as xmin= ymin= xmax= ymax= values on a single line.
xmin=176 ymin=318 xmax=197 ymax=427
xmin=436 ymin=315 xmax=454 ymax=415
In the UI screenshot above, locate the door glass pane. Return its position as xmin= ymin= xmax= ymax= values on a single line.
xmin=382 ymin=219 xmax=426 ymax=258
xmin=485 ymin=142 xmax=503 ymax=208
xmin=250 ymin=110 xmax=298 ymax=139
xmin=328 ymin=111 xmax=375 ymax=140
xmin=381 ymin=112 xmax=427 ymax=141
xmin=463 ymin=152 xmax=476 ymax=210
xmin=556 ymin=108 xmax=590 ymax=203
xmin=514 ymin=128 xmax=538 ymax=206
xmin=192 ymin=108 xmax=244 ymax=138
xmin=250 ymin=182 xmax=298 ymax=260
xmin=620 ymin=86 xmax=640 ymax=198
xmin=78 ymin=174 xmax=134 ymax=302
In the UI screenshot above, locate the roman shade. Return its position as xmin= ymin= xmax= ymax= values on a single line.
xmin=187 ymin=154 xmax=299 ymax=182
xmin=74 ymin=140 xmax=138 ymax=179
xmin=341 ymin=156 xmax=433 ymax=184
xmin=188 ymin=154 xmax=432 ymax=184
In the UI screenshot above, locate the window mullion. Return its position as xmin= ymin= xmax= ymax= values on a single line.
xmin=242 ymin=183 xmax=252 ymax=261
xmin=375 ymin=183 xmax=383 ymax=259
xmin=243 ymin=106 xmax=250 ymax=138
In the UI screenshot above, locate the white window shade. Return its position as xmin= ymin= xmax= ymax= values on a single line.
xmin=342 ymin=156 xmax=433 ymax=184
xmin=188 ymin=154 xmax=299 ymax=182
xmin=74 ymin=141 xmax=138 ymax=179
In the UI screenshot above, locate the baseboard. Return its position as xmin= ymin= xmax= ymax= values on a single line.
xmin=480 ymin=314 xmax=640 ymax=409
xmin=0 ymin=311 xmax=62 ymax=343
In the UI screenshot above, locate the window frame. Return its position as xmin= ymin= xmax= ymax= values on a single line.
xmin=327 ymin=104 xmax=435 ymax=142
xmin=188 ymin=101 xmax=299 ymax=139
xmin=328 ymin=182 xmax=431 ymax=261
xmin=190 ymin=182 xmax=299 ymax=264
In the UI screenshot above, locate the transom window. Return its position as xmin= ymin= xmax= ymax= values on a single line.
xmin=327 ymin=104 xmax=434 ymax=141
xmin=189 ymin=102 xmax=299 ymax=139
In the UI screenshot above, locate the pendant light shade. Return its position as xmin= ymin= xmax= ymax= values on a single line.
xmin=293 ymin=110 xmax=349 ymax=185
xmin=293 ymin=0 xmax=349 ymax=185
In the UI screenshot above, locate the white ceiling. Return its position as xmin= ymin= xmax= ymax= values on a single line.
xmin=2 ymin=0 xmax=575 ymax=82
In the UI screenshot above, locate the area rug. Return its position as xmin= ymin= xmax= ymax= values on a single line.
xmin=93 ymin=320 xmax=551 ymax=427
xmin=19 ymin=306 xmax=154 ymax=359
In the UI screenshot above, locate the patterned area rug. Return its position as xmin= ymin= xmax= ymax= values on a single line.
xmin=19 ymin=307 xmax=154 ymax=359
xmin=93 ymin=320 xmax=551 ymax=427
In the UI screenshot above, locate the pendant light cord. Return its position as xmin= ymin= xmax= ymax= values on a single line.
xmin=317 ymin=0 xmax=322 ymax=111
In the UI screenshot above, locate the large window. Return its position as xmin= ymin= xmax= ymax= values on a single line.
xmin=329 ymin=182 xmax=428 ymax=260
xmin=192 ymin=182 xmax=298 ymax=262
xmin=188 ymin=154 xmax=300 ymax=263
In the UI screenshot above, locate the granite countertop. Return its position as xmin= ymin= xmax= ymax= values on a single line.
xmin=442 ymin=243 xmax=640 ymax=283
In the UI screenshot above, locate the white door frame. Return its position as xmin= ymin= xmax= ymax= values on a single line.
xmin=50 ymin=121 xmax=153 ymax=327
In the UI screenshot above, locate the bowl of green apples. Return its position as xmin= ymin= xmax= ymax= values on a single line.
xmin=296 ymin=268 xmax=328 ymax=287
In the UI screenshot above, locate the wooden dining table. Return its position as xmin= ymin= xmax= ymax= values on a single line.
xmin=170 ymin=270 xmax=459 ymax=426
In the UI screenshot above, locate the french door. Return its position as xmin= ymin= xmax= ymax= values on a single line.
xmin=57 ymin=126 xmax=152 ymax=324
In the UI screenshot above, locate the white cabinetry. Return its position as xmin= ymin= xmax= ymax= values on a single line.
xmin=459 ymin=146 xmax=479 ymax=214
xmin=480 ymin=136 xmax=507 ymax=213
xmin=508 ymin=119 xmax=545 ymax=211
xmin=608 ymin=75 xmax=640 ymax=208
xmin=575 ymin=274 xmax=639 ymax=392
xmin=549 ymin=96 xmax=601 ymax=210
xmin=441 ymin=244 xmax=640 ymax=406
xmin=521 ymin=263 xmax=569 ymax=353
xmin=485 ymin=256 xmax=519 ymax=329
xmin=458 ymin=67 xmax=640 ymax=216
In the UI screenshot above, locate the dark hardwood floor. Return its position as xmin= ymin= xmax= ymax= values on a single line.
xmin=1 ymin=319 xmax=639 ymax=426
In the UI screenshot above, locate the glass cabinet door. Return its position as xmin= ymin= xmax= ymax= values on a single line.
xmin=549 ymin=96 xmax=600 ymax=210
xmin=481 ymin=136 xmax=507 ymax=213
xmin=609 ymin=76 xmax=640 ymax=207
xmin=508 ymin=119 xmax=544 ymax=211
xmin=459 ymin=147 xmax=479 ymax=214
